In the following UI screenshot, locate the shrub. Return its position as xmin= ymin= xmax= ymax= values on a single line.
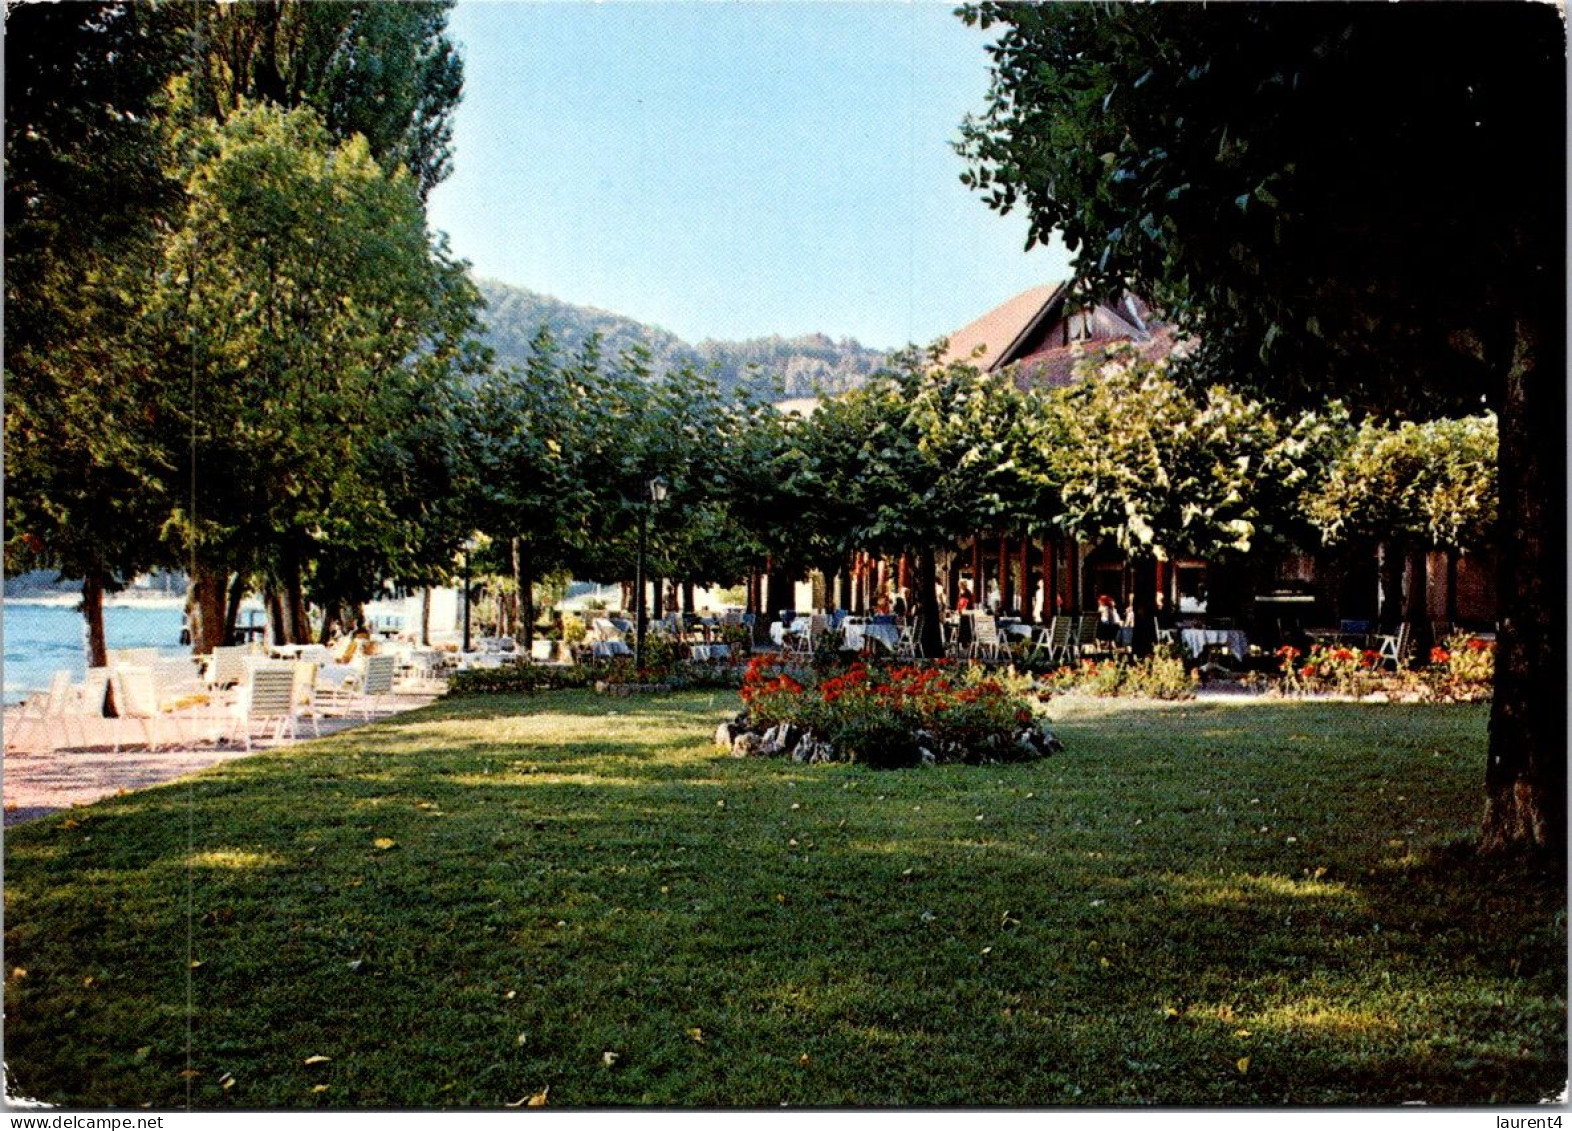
xmin=1424 ymin=634 xmax=1495 ymax=702
xmin=1279 ymin=643 xmax=1382 ymax=698
xmin=1035 ymin=650 xmax=1196 ymax=700
xmin=445 ymin=662 xmax=593 ymax=697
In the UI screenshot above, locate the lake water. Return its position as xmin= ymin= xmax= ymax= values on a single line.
xmin=3 ymin=602 xmax=188 ymax=703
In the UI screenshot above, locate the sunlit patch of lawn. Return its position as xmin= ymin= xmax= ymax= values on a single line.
xmin=4 ymin=690 xmax=1563 ymax=1106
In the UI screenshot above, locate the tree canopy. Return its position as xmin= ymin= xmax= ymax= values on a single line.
xmin=957 ymin=1 xmax=1564 ymax=858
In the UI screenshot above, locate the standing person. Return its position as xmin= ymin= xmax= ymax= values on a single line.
xmin=893 ymin=589 xmax=909 ymax=617
xmin=956 ymin=584 xmax=974 ymax=614
xmin=1096 ymin=594 xmax=1120 ymax=643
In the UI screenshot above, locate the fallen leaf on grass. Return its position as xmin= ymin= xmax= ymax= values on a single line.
xmin=1236 ymin=1056 xmax=1251 ymax=1075
xmin=372 ymin=838 xmax=397 ymax=851
xmin=798 ymin=1054 xmax=810 ymax=1066
xmin=688 ymin=1028 xmax=705 ymax=1044
xmin=506 ymin=1087 xmax=549 ymax=1107
xmin=1234 ymin=1028 xmax=1252 ymax=1038
xmin=515 ymin=1033 xmax=529 ymax=1047
xmin=303 ymin=1055 xmax=332 ymax=1066
xmin=134 ymin=1046 xmax=152 ymax=1062
xmin=217 ymin=1072 xmax=235 ymax=1090
xmin=189 ymin=960 xmax=203 ymax=970
xmin=312 ymin=1084 xmax=330 ymax=1094
xmin=602 ymin=1051 xmax=619 ymax=1067
xmin=9 ymin=967 xmax=25 ymax=981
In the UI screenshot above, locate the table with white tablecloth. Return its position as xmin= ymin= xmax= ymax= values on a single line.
xmin=1179 ymin=628 xmax=1249 ymax=661
xmin=592 ymin=640 xmax=632 ymax=658
xmin=842 ymin=622 xmax=900 ymax=653
xmin=688 ymin=644 xmax=731 ymax=661
xmin=769 ymin=621 xmax=807 ymax=647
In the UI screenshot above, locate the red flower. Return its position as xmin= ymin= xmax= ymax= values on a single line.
xmin=1332 ymin=647 xmax=1355 ymax=663
xmin=1361 ymin=649 xmax=1381 ymax=668
xmin=1466 ymin=638 xmax=1490 ymax=653
xmin=1299 ymin=664 xmax=1316 ymax=679
xmin=1275 ymin=645 xmax=1301 ymax=661
xmin=1430 ymin=646 xmax=1451 ymax=664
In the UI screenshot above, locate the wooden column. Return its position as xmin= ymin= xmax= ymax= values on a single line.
xmin=1068 ymin=538 xmax=1081 ymax=612
xmin=1019 ymin=533 xmax=1032 ymax=621
xmin=999 ymin=532 xmax=1012 ymax=613
xmin=1044 ymin=539 xmax=1057 ymax=619
xmin=971 ymin=532 xmax=983 ymax=602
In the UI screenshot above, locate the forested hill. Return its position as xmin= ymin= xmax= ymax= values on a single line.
xmin=475 ymin=278 xmax=887 ymax=399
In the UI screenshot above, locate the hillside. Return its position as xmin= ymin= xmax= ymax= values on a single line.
xmin=475 ymin=278 xmax=886 ymax=399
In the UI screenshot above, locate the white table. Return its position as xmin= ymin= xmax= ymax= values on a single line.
xmin=592 ymin=640 xmax=632 ymax=658
xmin=688 ymin=644 xmax=731 ymax=661
xmin=1180 ymin=628 xmax=1249 ymax=660
xmin=842 ymin=623 xmax=899 ymax=652
xmin=769 ymin=621 xmax=807 ymax=647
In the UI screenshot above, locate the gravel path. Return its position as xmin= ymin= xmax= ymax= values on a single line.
xmin=3 ymin=690 xmax=439 ymax=827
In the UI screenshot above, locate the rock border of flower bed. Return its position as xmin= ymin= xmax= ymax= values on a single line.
xmin=714 ymin=711 xmax=1063 ymax=767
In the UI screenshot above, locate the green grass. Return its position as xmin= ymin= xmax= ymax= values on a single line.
xmin=4 ymin=691 xmax=1564 ymax=1107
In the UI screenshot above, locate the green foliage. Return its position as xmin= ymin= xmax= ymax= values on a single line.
xmin=1306 ymin=414 xmax=1498 ymax=551
xmin=445 ymin=662 xmax=593 ymax=697
xmin=1038 ymin=344 xmax=1345 ymax=559
xmin=146 ymin=98 xmax=484 ymax=604
xmin=956 ymin=3 xmax=1562 ymax=419
xmin=1040 ymin=651 xmax=1196 ymax=700
xmin=191 ymin=1 xmax=465 ymax=200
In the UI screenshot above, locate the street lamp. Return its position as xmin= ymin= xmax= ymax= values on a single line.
xmin=634 ymin=476 xmax=668 ymax=673
xmin=462 ymin=534 xmax=480 ymax=653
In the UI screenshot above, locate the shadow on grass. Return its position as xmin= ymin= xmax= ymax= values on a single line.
xmin=4 ymin=691 xmax=1563 ymax=1107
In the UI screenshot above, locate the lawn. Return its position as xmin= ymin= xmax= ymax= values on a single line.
xmin=4 ymin=690 xmax=1564 ymax=1107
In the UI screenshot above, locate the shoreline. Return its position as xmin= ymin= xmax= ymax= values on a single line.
xmin=5 ymin=594 xmax=190 ymax=610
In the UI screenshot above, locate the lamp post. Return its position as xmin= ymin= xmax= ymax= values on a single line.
xmin=462 ymin=535 xmax=479 ymax=653
xmin=634 ymin=476 xmax=668 ymax=673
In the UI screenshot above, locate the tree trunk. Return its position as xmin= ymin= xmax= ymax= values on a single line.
xmin=420 ymin=587 xmax=432 ymax=647
xmin=1130 ymin=557 xmax=1158 ymax=658
xmin=187 ymin=565 xmax=229 ymax=654
xmin=1481 ymin=307 xmax=1566 ymax=860
xmin=1377 ymin=540 xmax=1405 ymax=628
xmin=517 ymin=541 xmax=535 ymax=653
xmin=916 ymin=546 xmax=943 ymax=659
xmin=1404 ymin=547 xmax=1432 ymax=657
xmin=224 ymin=573 xmax=247 ymax=646
xmin=264 ymin=586 xmax=286 ymax=646
xmin=682 ymin=581 xmax=696 ymax=615
xmin=280 ymin=549 xmax=310 ymax=644
xmin=81 ymin=568 xmax=109 ymax=670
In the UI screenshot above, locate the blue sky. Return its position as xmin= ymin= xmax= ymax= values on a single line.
xmin=425 ymin=1 xmax=1070 ymax=350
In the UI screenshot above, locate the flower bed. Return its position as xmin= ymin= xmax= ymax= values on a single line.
xmin=1274 ymin=634 xmax=1495 ymax=702
xmin=720 ymin=657 xmax=1060 ymax=768
xmin=1036 ymin=650 xmax=1196 ymax=700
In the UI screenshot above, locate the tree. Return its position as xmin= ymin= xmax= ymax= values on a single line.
xmin=958 ymin=2 xmax=1565 ymax=858
xmin=3 ymin=2 xmax=189 ymax=666
xmin=1306 ymin=414 xmax=1498 ymax=643
xmin=189 ymin=0 xmax=464 ymax=200
xmin=1027 ymin=344 xmax=1345 ymax=654
xmin=147 ymin=99 xmax=483 ymax=649
xmin=4 ymin=0 xmax=470 ymax=660
xmin=468 ymin=330 xmax=602 ymax=650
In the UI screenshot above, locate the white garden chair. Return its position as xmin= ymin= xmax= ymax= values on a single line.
xmin=228 ymin=665 xmax=299 ymax=751
xmin=6 ymin=670 xmax=74 ymax=753
xmin=970 ymin=615 xmax=1013 ymax=663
